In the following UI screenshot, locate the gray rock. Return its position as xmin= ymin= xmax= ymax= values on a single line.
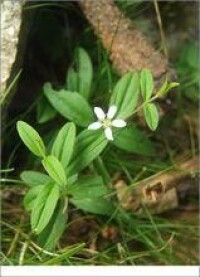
xmin=1 ymin=0 xmax=24 ymax=104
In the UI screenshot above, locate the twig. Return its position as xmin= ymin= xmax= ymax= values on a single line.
xmin=115 ymin=156 xmax=199 ymax=214
xmin=153 ymin=0 xmax=168 ymax=58
xmin=19 ymin=241 xmax=28 ymax=265
xmin=1 ymin=220 xmax=59 ymax=257
xmin=6 ymin=216 xmax=24 ymax=257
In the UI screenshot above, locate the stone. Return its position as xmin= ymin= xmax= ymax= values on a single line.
xmin=1 ymin=0 xmax=24 ymax=104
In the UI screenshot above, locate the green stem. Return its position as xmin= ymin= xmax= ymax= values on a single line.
xmin=93 ymin=156 xmax=111 ymax=185
xmin=111 ymin=151 xmax=133 ymax=182
xmin=0 ymin=179 xmax=25 ymax=184
xmin=131 ymin=95 xmax=159 ymax=118
xmin=0 ymin=168 xmax=15 ymax=173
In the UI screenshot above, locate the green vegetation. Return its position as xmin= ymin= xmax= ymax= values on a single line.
xmin=1 ymin=1 xmax=199 ymax=266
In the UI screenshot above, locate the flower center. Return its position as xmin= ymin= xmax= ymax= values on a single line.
xmin=102 ymin=119 xmax=112 ymax=128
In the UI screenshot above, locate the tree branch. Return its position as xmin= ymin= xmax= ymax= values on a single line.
xmin=79 ymin=0 xmax=169 ymax=79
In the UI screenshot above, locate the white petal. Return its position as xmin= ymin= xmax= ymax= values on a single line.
xmin=104 ymin=127 xmax=113 ymax=141
xmin=107 ymin=105 xmax=117 ymax=119
xmin=112 ymin=119 xmax=127 ymax=128
xmin=94 ymin=107 xmax=106 ymax=120
xmin=88 ymin=122 xmax=102 ymax=130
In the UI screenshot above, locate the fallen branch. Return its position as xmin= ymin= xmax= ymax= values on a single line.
xmin=79 ymin=0 xmax=169 ymax=79
xmin=115 ymin=156 xmax=199 ymax=215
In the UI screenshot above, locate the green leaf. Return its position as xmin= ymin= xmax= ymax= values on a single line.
xmin=37 ymin=95 xmax=57 ymax=124
xmin=76 ymin=47 xmax=93 ymax=99
xmin=68 ymin=175 xmax=110 ymax=198
xmin=140 ymin=69 xmax=154 ymax=101
xmin=67 ymin=129 xmax=108 ymax=176
xmin=17 ymin=121 xmax=46 ymax=157
xmin=178 ymin=42 xmax=198 ymax=70
xmin=144 ymin=103 xmax=159 ymax=131
xmin=51 ymin=122 xmax=76 ymax=170
xmin=31 ymin=182 xmax=60 ymax=234
xmin=23 ymin=185 xmax=43 ymax=211
xmin=42 ymin=155 xmax=67 ymax=187
xmin=110 ymin=71 xmax=139 ymax=119
xmin=66 ymin=47 xmax=93 ymax=100
xmin=37 ymin=199 xmax=67 ymax=250
xmin=44 ymin=83 xmax=94 ymax=127
xmin=113 ymin=125 xmax=155 ymax=156
xmin=156 ymin=78 xmax=168 ymax=96
xmin=20 ymin=170 xmax=51 ymax=187
xmin=157 ymin=79 xmax=180 ymax=96
xmin=66 ymin=67 xmax=78 ymax=92
xmin=165 ymin=82 xmax=180 ymax=93
xmin=68 ymin=174 xmax=78 ymax=186
xmin=71 ymin=196 xmax=114 ymax=216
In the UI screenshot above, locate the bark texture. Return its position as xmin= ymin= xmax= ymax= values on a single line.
xmin=79 ymin=0 xmax=169 ymax=79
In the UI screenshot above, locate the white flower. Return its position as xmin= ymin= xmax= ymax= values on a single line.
xmin=88 ymin=105 xmax=127 ymax=141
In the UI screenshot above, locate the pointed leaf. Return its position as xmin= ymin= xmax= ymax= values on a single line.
xmin=113 ymin=125 xmax=155 ymax=156
xmin=71 ymin=197 xmax=114 ymax=216
xmin=140 ymin=69 xmax=154 ymax=101
xmin=157 ymin=79 xmax=180 ymax=96
xmin=51 ymin=123 xmax=76 ymax=170
xmin=21 ymin=171 xmax=51 ymax=187
xmin=66 ymin=67 xmax=78 ymax=92
xmin=68 ymin=175 xmax=110 ymax=198
xmin=42 ymin=155 xmax=67 ymax=187
xmin=37 ymin=95 xmax=57 ymax=124
xmin=76 ymin=47 xmax=93 ymax=99
xmin=66 ymin=48 xmax=93 ymax=100
xmin=144 ymin=103 xmax=159 ymax=131
xmin=67 ymin=129 xmax=108 ymax=176
xmin=31 ymin=182 xmax=60 ymax=234
xmin=23 ymin=185 xmax=43 ymax=211
xmin=110 ymin=71 xmax=139 ymax=119
xmin=17 ymin=121 xmax=46 ymax=157
xmin=38 ymin=199 xmax=67 ymax=250
xmin=44 ymin=83 xmax=94 ymax=127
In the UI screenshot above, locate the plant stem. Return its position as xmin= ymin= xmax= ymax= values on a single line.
xmin=93 ymin=156 xmax=111 ymax=185
xmin=0 ymin=178 xmax=24 ymax=184
xmin=19 ymin=241 xmax=29 ymax=265
xmin=131 ymin=95 xmax=159 ymax=117
xmin=153 ymin=0 xmax=168 ymax=58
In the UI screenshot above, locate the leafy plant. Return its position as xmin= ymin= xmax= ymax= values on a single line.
xmin=110 ymin=71 xmax=139 ymax=119
xmin=16 ymin=48 xmax=179 ymax=250
xmin=176 ymin=42 xmax=199 ymax=102
xmin=44 ymin=83 xmax=94 ymax=127
xmin=66 ymin=47 xmax=93 ymax=100
xmin=36 ymin=95 xmax=57 ymax=124
xmin=17 ymin=121 xmax=46 ymax=158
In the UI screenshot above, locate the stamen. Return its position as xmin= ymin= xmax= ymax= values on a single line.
xmin=102 ymin=119 xmax=112 ymax=128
